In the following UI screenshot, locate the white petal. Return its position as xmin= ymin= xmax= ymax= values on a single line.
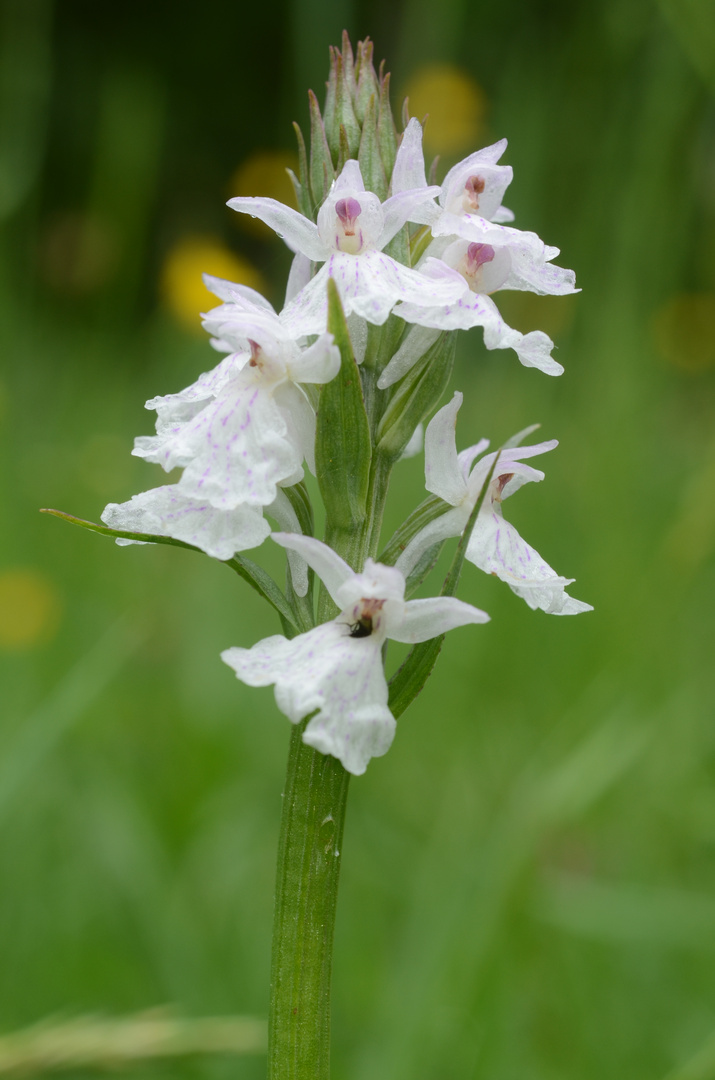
xmin=102 ymin=485 xmax=270 ymax=560
xmin=394 ymin=505 xmax=468 ymax=579
xmin=467 ymin=512 xmax=592 ymax=614
xmin=457 ymin=438 xmax=490 ymax=481
xmin=491 ymin=205 xmax=515 ymax=223
xmin=222 ymin=620 xmax=396 ymax=775
xmin=282 ymin=252 xmax=463 ymax=337
xmin=177 ymin=382 xmax=304 ymax=508
xmin=274 ymin=382 xmax=316 ymax=475
xmin=143 ymin=352 xmax=244 ymax=423
xmin=285 ymin=252 xmax=313 ymax=305
xmin=334 ymin=559 xmax=406 ymax=610
xmin=287 ymin=332 xmax=340 ymax=384
xmin=440 ymin=145 xmax=513 ymax=220
xmin=503 ymin=260 xmax=578 ymax=296
xmin=227 ymin=196 xmax=327 ymax=261
xmin=390 ymin=596 xmax=489 ymax=643
xmin=399 ymin=423 xmax=423 ymax=460
xmin=424 ymin=392 xmax=468 ymax=505
xmin=379 ymin=185 xmax=441 ymax=246
xmin=391 ymin=118 xmax=428 ymax=194
xmin=203 ymin=273 xmax=276 ymax=313
xmin=332 ymin=159 xmax=366 ymax=194
xmin=398 ymin=274 xmax=565 ymax=377
xmin=271 ymin=533 xmax=354 ymax=603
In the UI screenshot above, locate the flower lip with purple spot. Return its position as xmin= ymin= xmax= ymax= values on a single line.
xmin=466 ymin=243 xmax=496 ymax=272
xmin=335 ymin=197 xmax=362 ymax=234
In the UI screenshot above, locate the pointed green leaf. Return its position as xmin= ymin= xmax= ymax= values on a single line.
xmin=40 ymin=509 xmax=298 ymax=631
xmin=409 ymin=224 xmax=433 ymax=266
xmin=278 ymin=480 xmax=314 ymax=538
xmin=376 ymin=332 xmax=456 ymax=462
xmin=404 ymin=541 xmax=445 ymax=598
xmin=334 ymin=41 xmax=361 ymax=158
xmin=308 ymin=89 xmax=334 ymax=207
xmin=340 ymin=30 xmax=355 ymax=98
xmin=291 ymin=122 xmax=313 ymax=219
xmin=355 ymin=39 xmax=380 ymax=123
xmin=378 ymin=493 xmax=446 ymax=566
xmin=335 ymin=124 xmax=351 ymax=176
xmin=315 ymin=280 xmax=372 ymax=531
xmin=503 ymin=423 xmax=541 ymax=448
xmin=323 ymin=47 xmax=338 ymax=156
xmin=358 ymin=94 xmax=387 ymax=200
xmin=377 ymin=73 xmax=398 ymax=180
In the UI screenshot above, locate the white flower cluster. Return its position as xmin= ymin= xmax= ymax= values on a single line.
xmin=103 ymin=119 xmax=590 ymax=775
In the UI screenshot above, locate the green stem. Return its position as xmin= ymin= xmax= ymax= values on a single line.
xmin=268 ymin=725 xmax=350 ymax=1080
xmin=268 ymin=334 xmax=394 ymax=1079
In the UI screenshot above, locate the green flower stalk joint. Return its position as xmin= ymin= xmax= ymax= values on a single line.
xmin=46 ymin=31 xmax=591 ymax=1080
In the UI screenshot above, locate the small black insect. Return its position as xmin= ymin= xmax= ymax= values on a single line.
xmin=349 ymin=615 xmax=373 ymax=638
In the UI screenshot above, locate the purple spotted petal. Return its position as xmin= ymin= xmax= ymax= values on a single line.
xmin=102 ymin=484 xmax=270 ymax=560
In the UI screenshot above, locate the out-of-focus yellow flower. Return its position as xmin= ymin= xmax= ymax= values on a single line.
xmin=160 ymin=236 xmax=266 ymax=332
xmin=0 ymin=568 xmax=61 ymax=650
xmin=229 ymin=150 xmax=299 ymax=238
xmin=652 ymin=293 xmax=715 ymax=373
xmin=403 ymin=65 xmax=486 ymax=155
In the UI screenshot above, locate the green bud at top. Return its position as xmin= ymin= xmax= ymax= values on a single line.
xmin=293 ymin=34 xmax=403 ymax=218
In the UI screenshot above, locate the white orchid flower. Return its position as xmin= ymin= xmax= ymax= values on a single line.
xmin=391 ymin=118 xmax=515 ymax=228
xmin=227 ymin=159 xmax=464 ymax=337
xmin=132 ymin=282 xmax=340 ymax=508
xmin=379 ymin=122 xmax=577 ymax=387
xmin=396 ymin=393 xmax=592 ymax=615
xmin=222 ymin=532 xmax=489 ymax=775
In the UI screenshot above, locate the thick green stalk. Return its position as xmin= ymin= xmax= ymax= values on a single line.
xmin=268 ymin=464 xmax=391 ymax=1080
xmin=268 ymin=724 xmax=350 ymax=1080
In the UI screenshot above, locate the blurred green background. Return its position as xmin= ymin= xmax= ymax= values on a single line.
xmin=2 ymin=0 xmax=715 ymax=1076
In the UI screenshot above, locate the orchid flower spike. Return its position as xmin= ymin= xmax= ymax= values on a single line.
xmin=222 ymin=533 xmax=489 ymax=775
xmin=397 ymin=393 xmax=592 ymax=615
xmin=228 ymin=159 xmax=463 ymax=338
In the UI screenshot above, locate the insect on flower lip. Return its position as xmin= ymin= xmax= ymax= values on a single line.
xmin=348 ymin=596 xmax=385 ymax=637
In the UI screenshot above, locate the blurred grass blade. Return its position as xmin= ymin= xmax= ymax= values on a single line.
xmin=664 ymin=1028 xmax=715 ymax=1080
xmin=0 ymin=617 xmax=142 ymax=825
xmin=388 ymin=451 xmax=499 ymax=718
xmin=0 ymin=1011 xmax=266 ymax=1074
xmin=0 ymin=0 xmax=53 ymax=220
xmin=40 ymin=509 xmax=298 ymax=630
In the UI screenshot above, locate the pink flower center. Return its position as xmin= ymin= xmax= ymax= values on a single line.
xmin=465 ymin=243 xmax=495 ymax=274
xmin=492 ymin=472 xmax=514 ymax=503
xmin=248 ymin=339 xmax=262 ymax=367
xmin=463 ymin=174 xmax=486 ymax=212
xmin=335 ymin=197 xmax=362 ymax=236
